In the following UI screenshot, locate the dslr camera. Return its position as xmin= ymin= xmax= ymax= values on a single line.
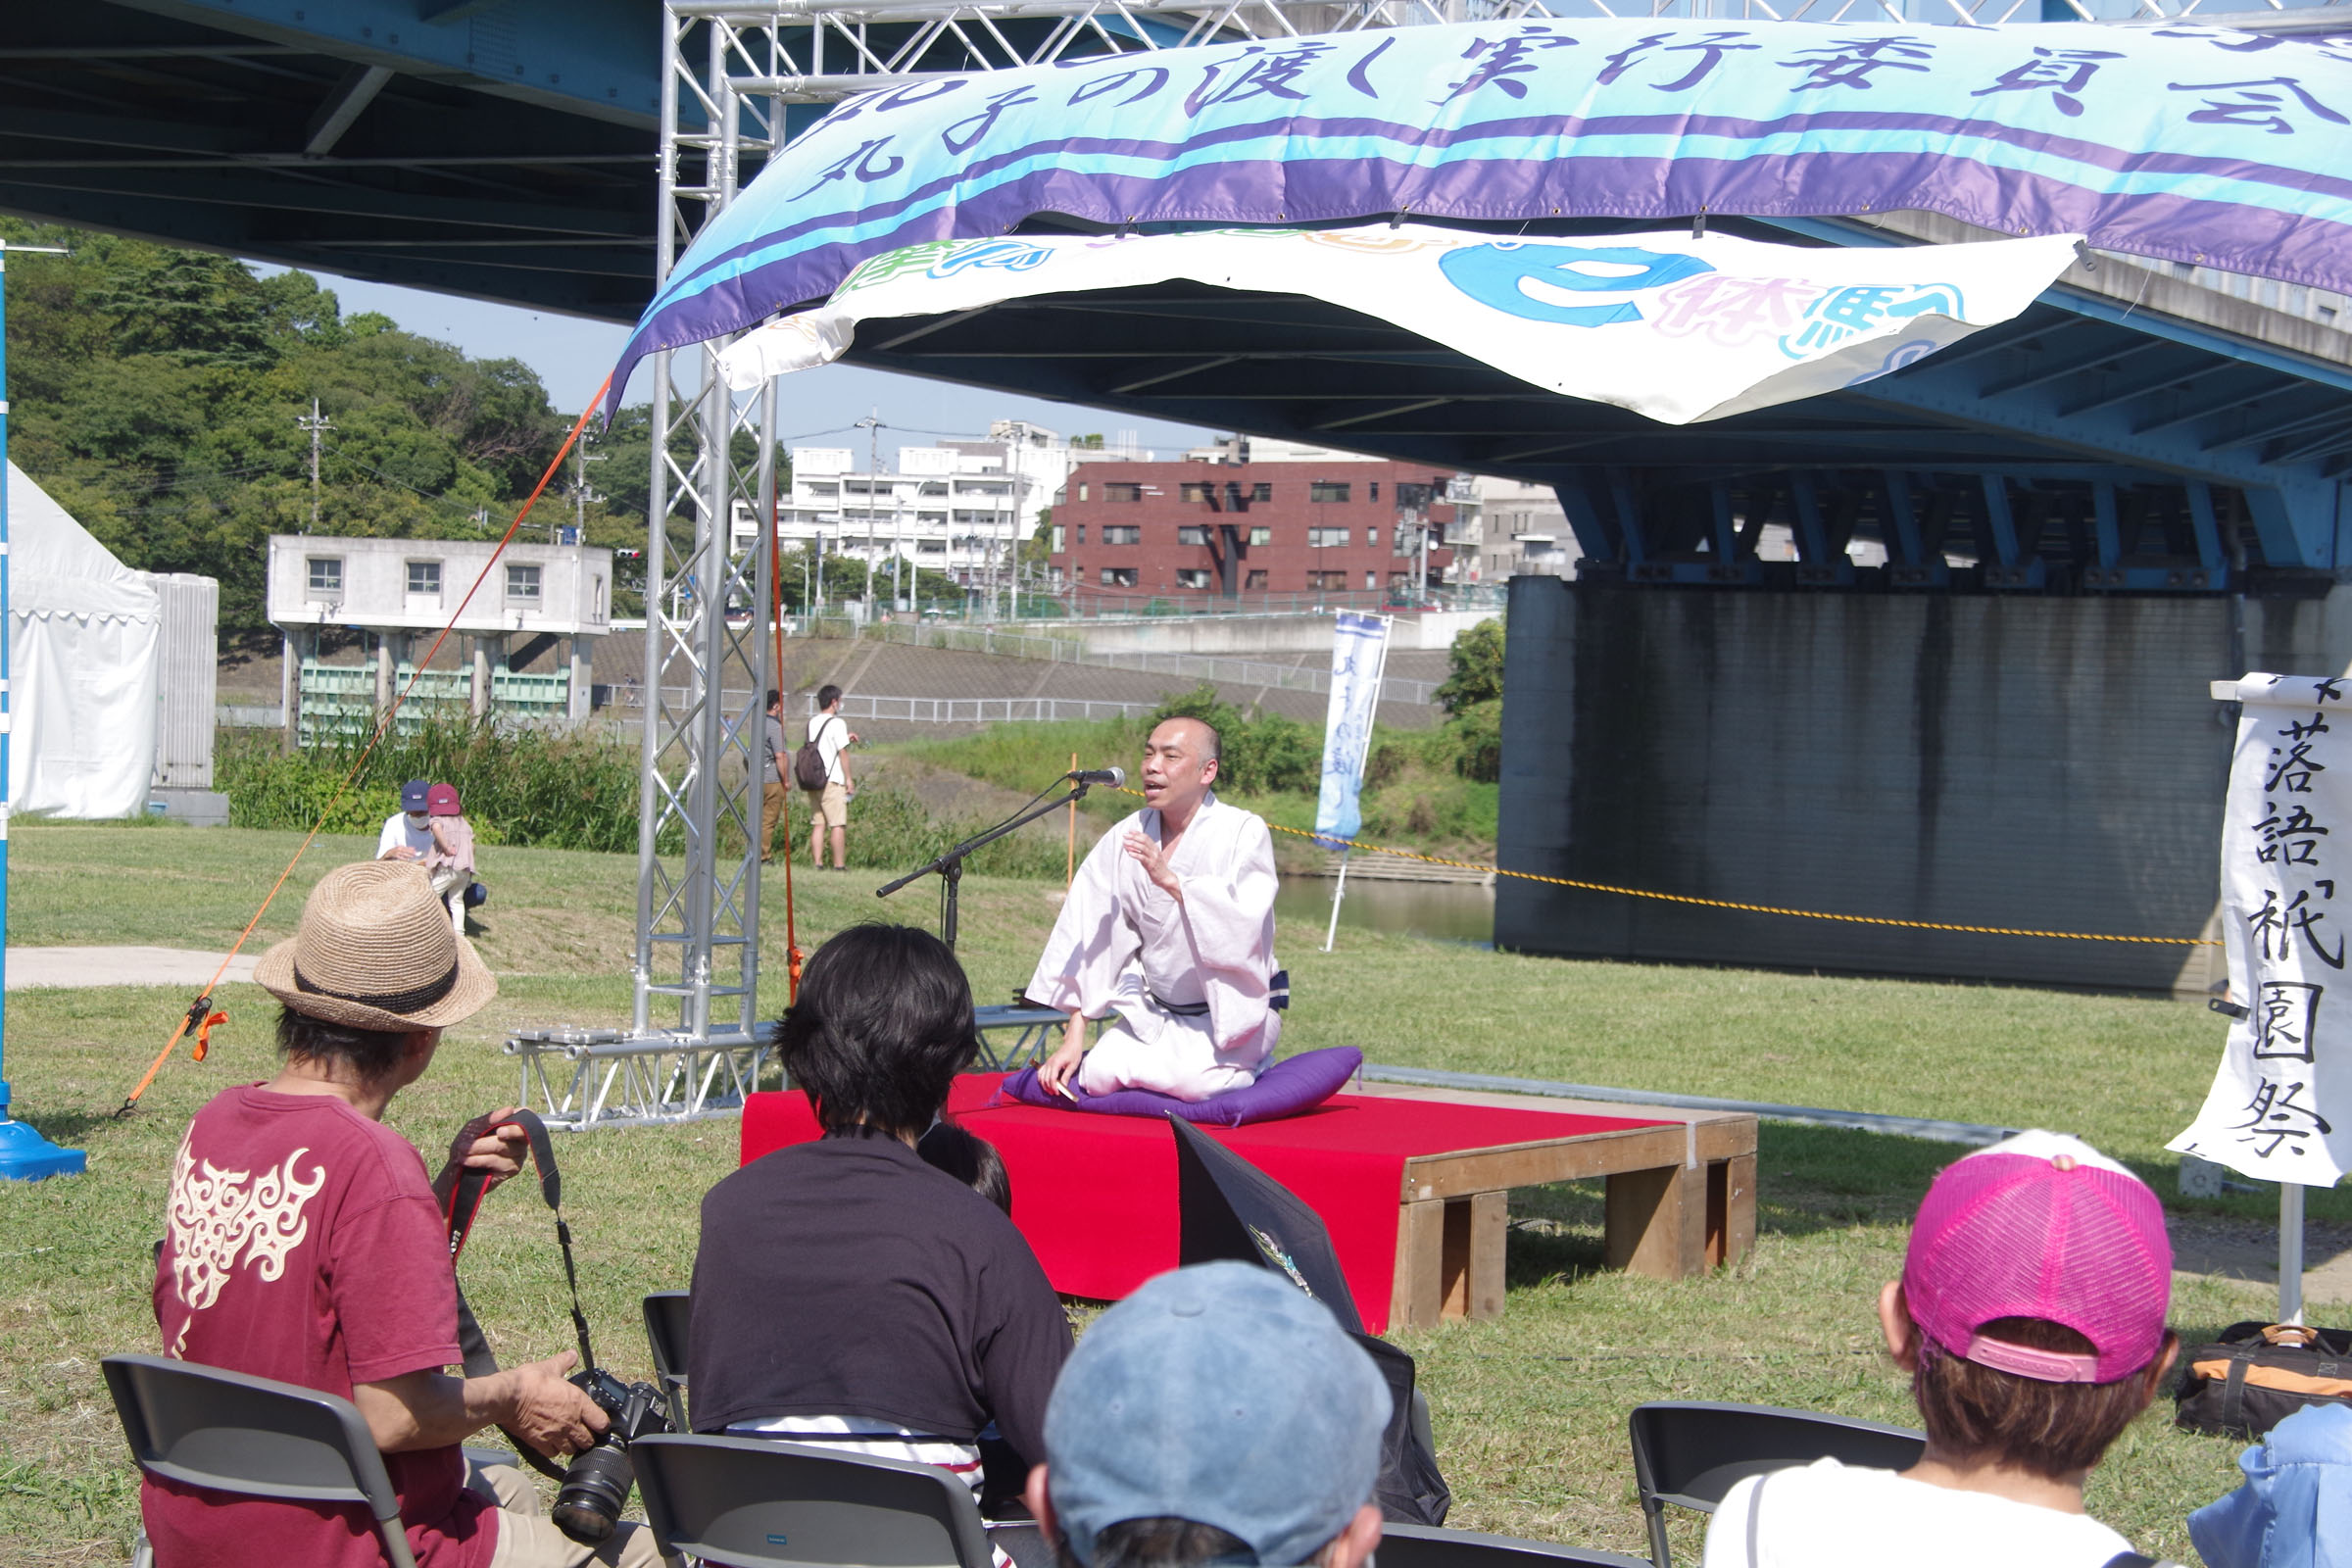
xmin=549 ymin=1367 xmax=672 ymax=1544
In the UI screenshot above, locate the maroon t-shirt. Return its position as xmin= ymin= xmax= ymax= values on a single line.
xmin=145 ymin=1085 xmax=496 ymax=1568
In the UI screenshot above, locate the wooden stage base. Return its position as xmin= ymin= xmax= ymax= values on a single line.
xmin=1349 ymin=1082 xmax=1757 ymax=1330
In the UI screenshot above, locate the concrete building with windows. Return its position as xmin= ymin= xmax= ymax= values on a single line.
xmin=266 ymin=534 xmax=612 ymax=738
xmin=1046 ymin=448 xmax=1455 ymax=606
xmin=735 ymin=420 xmax=1073 ymax=596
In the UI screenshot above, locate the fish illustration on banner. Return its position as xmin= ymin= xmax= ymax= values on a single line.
xmin=2172 ymin=673 xmax=2352 ymax=1188
xmin=611 ymin=19 xmax=2352 ymax=416
xmin=715 ymin=224 xmax=2076 ymax=425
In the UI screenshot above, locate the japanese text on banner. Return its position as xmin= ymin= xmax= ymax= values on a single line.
xmin=1314 ymin=612 xmax=1389 ymax=845
xmin=2172 ymin=673 xmax=2352 ymax=1186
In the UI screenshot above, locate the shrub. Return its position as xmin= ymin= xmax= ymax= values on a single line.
xmin=1434 ymin=617 xmax=1504 ymax=715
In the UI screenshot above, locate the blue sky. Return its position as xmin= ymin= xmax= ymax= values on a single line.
xmin=289 ymin=268 xmax=1220 ymax=454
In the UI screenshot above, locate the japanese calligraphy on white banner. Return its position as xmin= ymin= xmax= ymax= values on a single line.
xmin=2172 ymin=673 xmax=2352 ymax=1187
xmin=715 ymin=225 xmax=2080 ymax=426
xmin=1314 ymin=612 xmax=1390 ymax=846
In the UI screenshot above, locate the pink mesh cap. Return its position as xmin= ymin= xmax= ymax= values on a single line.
xmin=1902 ymin=1130 xmax=2172 ymax=1385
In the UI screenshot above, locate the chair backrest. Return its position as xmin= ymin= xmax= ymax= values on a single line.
xmin=1627 ymin=1401 xmax=1926 ymax=1568
xmin=644 ymin=1289 xmax=694 ymax=1430
xmin=102 ymin=1352 xmax=417 ymax=1568
xmin=632 ymin=1433 xmax=997 ymax=1568
xmin=1379 ymin=1521 xmax=1651 ymax=1568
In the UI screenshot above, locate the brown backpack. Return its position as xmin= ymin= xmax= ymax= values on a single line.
xmin=794 ymin=714 xmax=838 ymax=791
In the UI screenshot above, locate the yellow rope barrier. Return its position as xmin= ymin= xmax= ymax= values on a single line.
xmin=1110 ymin=786 xmax=2220 ymax=948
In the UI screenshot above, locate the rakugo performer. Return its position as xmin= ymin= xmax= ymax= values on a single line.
xmin=1029 ymin=715 xmax=1283 ymax=1102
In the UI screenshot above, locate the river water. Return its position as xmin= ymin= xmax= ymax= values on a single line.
xmin=1273 ymin=876 xmax=1495 ymax=945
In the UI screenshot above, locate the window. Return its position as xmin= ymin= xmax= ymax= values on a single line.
xmin=506 ymin=564 xmax=542 ymax=603
xmin=1369 ymin=481 xmax=1380 ymax=502
xmin=920 ymin=481 xmax=949 ymax=496
xmin=1177 ymin=525 xmax=1210 ymax=547
xmin=1245 ymin=569 xmax=1268 ymax=589
xmin=1101 ymin=525 xmax=1141 ymax=545
xmin=1251 ymin=482 xmax=1273 ymax=502
xmin=803 ymin=481 xmax=839 ymax=496
xmin=1076 ymin=525 xmax=1086 ymax=545
xmin=1078 ymin=483 xmax=1090 ymax=501
xmin=1175 ymin=568 xmax=1212 ymax=589
xmin=306 ymin=557 xmax=343 ymax=598
xmin=1306 ymin=570 xmax=1348 ymax=591
xmin=1310 ymin=480 xmax=1351 ymax=503
xmin=406 ymin=560 xmax=441 ymax=597
xmin=1100 ymin=566 xmax=1138 ymax=587
xmin=1104 ymin=482 xmax=1145 ymax=503
xmin=1051 ymin=526 xmax=1066 ymax=552
xmin=1180 ymin=482 xmax=1211 ymax=504
xmin=593 ymin=575 xmax=607 ymax=617
xmin=917 ymin=539 xmax=947 ymax=555
xmin=1248 ymin=527 xmax=1272 ymax=546
xmin=1366 ymin=570 xmax=1380 ymax=591
xmin=1307 ymin=527 xmax=1349 ymax=548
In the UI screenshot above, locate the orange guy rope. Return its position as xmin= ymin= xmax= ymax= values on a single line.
xmin=116 ymin=375 xmax=614 ymax=1115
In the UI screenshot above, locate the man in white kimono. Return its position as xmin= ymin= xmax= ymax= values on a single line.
xmin=1030 ymin=716 xmax=1282 ymax=1102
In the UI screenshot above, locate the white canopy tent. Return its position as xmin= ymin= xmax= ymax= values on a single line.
xmin=7 ymin=462 xmax=160 ymax=818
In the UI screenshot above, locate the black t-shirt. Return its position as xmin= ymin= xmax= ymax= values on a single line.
xmin=687 ymin=1130 xmax=1071 ymax=1464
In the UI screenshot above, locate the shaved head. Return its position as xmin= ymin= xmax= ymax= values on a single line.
xmin=1140 ymin=716 xmax=1221 ymax=829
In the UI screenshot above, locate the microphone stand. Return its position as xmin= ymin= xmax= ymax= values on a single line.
xmin=877 ymin=778 xmax=1096 ymax=953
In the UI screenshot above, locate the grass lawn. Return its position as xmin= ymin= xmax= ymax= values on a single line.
xmin=1 ymin=820 xmax=2327 ymax=1565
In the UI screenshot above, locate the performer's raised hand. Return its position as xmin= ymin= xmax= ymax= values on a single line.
xmin=1122 ymin=827 xmax=1184 ymax=902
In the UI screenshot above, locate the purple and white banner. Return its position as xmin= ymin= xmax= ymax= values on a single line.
xmin=714 ymin=223 xmax=2075 ymax=425
xmin=612 ymin=19 xmax=2352 ymax=418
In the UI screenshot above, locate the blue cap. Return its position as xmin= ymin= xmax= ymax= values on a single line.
xmin=1045 ymin=1263 xmax=1390 ymax=1567
xmin=399 ymin=779 xmax=431 ymax=811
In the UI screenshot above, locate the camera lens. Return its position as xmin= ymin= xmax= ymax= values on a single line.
xmin=551 ymin=1444 xmax=635 ymax=1545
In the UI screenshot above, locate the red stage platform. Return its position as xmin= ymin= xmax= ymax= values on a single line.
xmin=741 ymin=1076 xmax=1755 ymax=1333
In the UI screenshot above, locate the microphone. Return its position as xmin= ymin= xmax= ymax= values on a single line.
xmin=1068 ymin=765 xmax=1126 ymax=787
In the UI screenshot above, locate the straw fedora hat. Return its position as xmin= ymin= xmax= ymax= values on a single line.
xmin=255 ymin=859 xmax=497 ymax=1032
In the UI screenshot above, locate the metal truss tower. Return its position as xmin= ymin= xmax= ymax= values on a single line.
xmin=505 ymin=0 xmax=2352 ymax=1127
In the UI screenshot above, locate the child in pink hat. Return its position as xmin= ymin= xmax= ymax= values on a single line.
xmin=1702 ymin=1130 xmax=2179 ymax=1568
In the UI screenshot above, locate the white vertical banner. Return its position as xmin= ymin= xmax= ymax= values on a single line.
xmin=2171 ymin=673 xmax=2352 ymax=1187
xmin=1314 ymin=612 xmax=1390 ymax=846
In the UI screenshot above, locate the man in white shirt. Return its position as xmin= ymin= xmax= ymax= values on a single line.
xmin=806 ymin=683 xmax=858 ymax=870
xmin=1029 ymin=716 xmax=1282 ymax=1102
xmin=375 ymin=779 xmax=435 ymax=865
xmin=1701 ymin=1130 xmax=2179 ymax=1568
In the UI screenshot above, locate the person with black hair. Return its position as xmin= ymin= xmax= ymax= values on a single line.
xmin=145 ymin=859 xmax=670 ymax=1568
xmin=919 ymin=1120 xmax=1013 ymax=1216
xmin=688 ymin=924 xmax=1069 ymax=1496
xmin=805 ymin=682 xmax=858 ymax=870
xmin=759 ymin=688 xmax=789 ymax=864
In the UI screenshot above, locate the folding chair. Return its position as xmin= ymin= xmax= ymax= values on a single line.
xmin=643 ymin=1288 xmax=694 ymax=1431
xmin=102 ymin=1351 xmax=418 ymax=1568
xmin=1628 ymin=1400 xmax=1925 ymax=1568
xmin=631 ymin=1432 xmax=997 ymax=1568
xmin=1378 ymin=1521 xmax=1650 ymax=1568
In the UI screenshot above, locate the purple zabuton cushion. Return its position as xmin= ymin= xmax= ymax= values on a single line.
xmin=994 ymin=1047 xmax=1362 ymax=1127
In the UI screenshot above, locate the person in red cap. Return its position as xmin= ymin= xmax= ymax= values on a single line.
xmin=1702 ymin=1130 xmax=2180 ymax=1568
xmin=422 ymin=783 xmax=476 ymax=935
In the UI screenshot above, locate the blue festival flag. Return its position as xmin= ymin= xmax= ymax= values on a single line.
xmin=1315 ymin=612 xmax=1389 ymax=846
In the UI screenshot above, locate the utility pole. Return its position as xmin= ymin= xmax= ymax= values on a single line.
xmin=570 ymin=437 xmax=607 ymax=544
xmin=296 ymin=398 xmax=333 ymax=533
xmin=855 ymin=410 xmax=884 ymax=615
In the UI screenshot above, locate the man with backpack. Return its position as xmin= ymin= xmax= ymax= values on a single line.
xmin=797 ymin=683 xmax=858 ymax=870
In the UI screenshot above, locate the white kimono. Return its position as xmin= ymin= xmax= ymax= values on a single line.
xmin=1026 ymin=793 xmax=1282 ymax=1102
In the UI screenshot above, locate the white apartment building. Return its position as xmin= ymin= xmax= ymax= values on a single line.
xmin=731 ymin=420 xmax=1073 ymax=583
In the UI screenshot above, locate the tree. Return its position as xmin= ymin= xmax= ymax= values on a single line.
xmin=1434 ymin=617 xmax=1504 ymax=715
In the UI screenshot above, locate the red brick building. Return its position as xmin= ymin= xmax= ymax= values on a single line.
xmin=1047 ymin=457 xmax=1455 ymax=606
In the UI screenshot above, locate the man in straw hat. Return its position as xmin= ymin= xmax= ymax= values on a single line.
xmin=145 ymin=859 xmax=671 ymax=1568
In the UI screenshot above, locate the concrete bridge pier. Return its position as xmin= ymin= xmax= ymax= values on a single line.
xmin=1495 ymin=577 xmax=2352 ymax=995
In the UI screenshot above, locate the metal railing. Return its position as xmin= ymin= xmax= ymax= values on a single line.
xmin=816 ymin=694 xmax=1159 ymax=724
xmin=860 ymin=620 xmax=1441 ymax=706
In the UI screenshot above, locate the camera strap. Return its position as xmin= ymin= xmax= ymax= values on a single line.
xmin=442 ymin=1107 xmax=597 ymax=1481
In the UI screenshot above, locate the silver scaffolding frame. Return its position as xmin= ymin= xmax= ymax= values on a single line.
xmin=507 ymin=0 xmax=2352 ymax=1128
